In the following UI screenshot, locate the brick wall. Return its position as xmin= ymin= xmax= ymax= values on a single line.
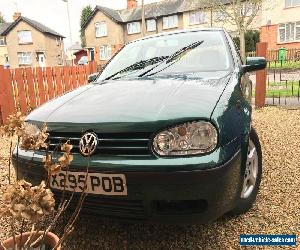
xmin=260 ymin=25 xmax=300 ymax=50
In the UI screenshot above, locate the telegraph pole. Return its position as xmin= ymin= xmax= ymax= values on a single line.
xmin=141 ymin=0 xmax=146 ymax=36
xmin=63 ymin=0 xmax=73 ymax=65
xmin=63 ymin=0 xmax=73 ymax=46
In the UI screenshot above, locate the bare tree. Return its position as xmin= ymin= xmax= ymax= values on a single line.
xmin=201 ymin=0 xmax=263 ymax=61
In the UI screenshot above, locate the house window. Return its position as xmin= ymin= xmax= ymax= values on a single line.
xmin=100 ymin=45 xmax=112 ymax=60
xmin=189 ymin=11 xmax=206 ymax=25
xmin=163 ymin=15 xmax=178 ymax=29
xmin=5 ymin=55 xmax=9 ymax=63
xmin=57 ymin=54 xmax=62 ymax=65
xmin=147 ymin=19 xmax=156 ymax=32
xmin=285 ymin=0 xmax=300 ymax=7
xmin=18 ymin=31 xmax=32 ymax=44
xmin=216 ymin=12 xmax=226 ymax=21
xmin=127 ymin=22 xmax=141 ymax=34
xmin=241 ymin=3 xmax=256 ymax=16
xmin=56 ymin=38 xmax=62 ymax=46
xmin=17 ymin=52 xmax=32 ymax=65
xmin=278 ymin=22 xmax=300 ymax=42
xmin=95 ymin=22 xmax=107 ymax=37
xmin=0 ymin=37 xmax=6 ymax=45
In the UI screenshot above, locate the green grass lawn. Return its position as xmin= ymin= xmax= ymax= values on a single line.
xmin=253 ymin=81 xmax=300 ymax=97
xmin=268 ymin=61 xmax=300 ymax=70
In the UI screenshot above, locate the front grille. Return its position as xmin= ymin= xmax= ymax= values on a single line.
xmin=54 ymin=192 xmax=145 ymax=219
xmin=47 ymin=132 xmax=152 ymax=156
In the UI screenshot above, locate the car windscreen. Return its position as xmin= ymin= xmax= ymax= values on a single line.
xmin=98 ymin=31 xmax=233 ymax=81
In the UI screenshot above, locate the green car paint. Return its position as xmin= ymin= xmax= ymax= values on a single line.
xmin=14 ymin=28 xmax=266 ymax=223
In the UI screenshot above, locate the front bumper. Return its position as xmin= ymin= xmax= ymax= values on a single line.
xmin=12 ymin=145 xmax=243 ymax=224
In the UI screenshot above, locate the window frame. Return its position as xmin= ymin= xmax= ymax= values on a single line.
xmin=285 ymin=0 xmax=300 ymax=7
xmin=100 ymin=45 xmax=112 ymax=60
xmin=4 ymin=54 xmax=9 ymax=63
xmin=17 ymin=52 xmax=32 ymax=65
xmin=189 ymin=11 xmax=206 ymax=25
xmin=215 ymin=12 xmax=227 ymax=21
xmin=278 ymin=21 xmax=300 ymax=43
xmin=17 ymin=30 xmax=33 ymax=44
xmin=56 ymin=38 xmax=62 ymax=46
xmin=0 ymin=37 xmax=6 ymax=46
xmin=146 ymin=19 xmax=156 ymax=32
xmin=127 ymin=22 xmax=141 ymax=35
xmin=241 ymin=3 xmax=256 ymax=16
xmin=162 ymin=15 xmax=179 ymax=29
xmin=95 ymin=22 xmax=108 ymax=38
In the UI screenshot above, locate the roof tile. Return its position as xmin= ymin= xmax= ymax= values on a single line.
xmin=84 ymin=0 xmax=231 ymax=26
xmin=0 ymin=22 xmax=12 ymax=35
xmin=1 ymin=16 xmax=64 ymax=38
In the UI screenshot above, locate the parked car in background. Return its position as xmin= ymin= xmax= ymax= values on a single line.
xmin=14 ymin=28 xmax=266 ymax=223
xmin=3 ymin=62 xmax=10 ymax=69
xmin=77 ymin=56 xmax=88 ymax=65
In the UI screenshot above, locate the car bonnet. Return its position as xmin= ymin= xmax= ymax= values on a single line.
xmin=27 ymin=74 xmax=232 ymax=132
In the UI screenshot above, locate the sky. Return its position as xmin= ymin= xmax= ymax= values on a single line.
xmin=0 ymin=0 xmax=161 ymax=49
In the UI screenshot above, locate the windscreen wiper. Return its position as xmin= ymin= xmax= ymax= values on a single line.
xmin=139 ymin=40 xmax=204 ymax=78
xmin=104 ymin=56 xmax=169 ymax=80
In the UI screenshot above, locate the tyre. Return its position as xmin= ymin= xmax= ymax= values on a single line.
xmin=229 ymin=127 xmax=262 ymax=215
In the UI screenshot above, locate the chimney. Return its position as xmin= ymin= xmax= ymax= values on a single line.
xmin=127 ymin=0 xmax=137 ymax=10
xmin=13 ymin=12 xmax=21 ymax=21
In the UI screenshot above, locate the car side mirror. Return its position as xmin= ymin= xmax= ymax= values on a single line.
xmin=242 ymin=57 xmax=267 ymax=73
xmin=87 ymin=73 xmax=98 ymax=83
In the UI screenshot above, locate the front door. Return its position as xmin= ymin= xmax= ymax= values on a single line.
xmin=90 ymin=49 xmax=95 ymax=61
xmin=38 ymin=53 xmax=46 ymax=67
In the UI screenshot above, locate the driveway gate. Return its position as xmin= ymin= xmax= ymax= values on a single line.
xmin=265 ymin=50 xmax=300 ymax=106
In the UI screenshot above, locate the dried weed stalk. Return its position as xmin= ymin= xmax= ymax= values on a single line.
xmin=0 ymin=112 xmax=88 ymax=250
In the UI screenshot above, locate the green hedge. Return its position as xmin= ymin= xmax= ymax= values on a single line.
xmin=233 ymin=30 xmax=260 ymax=53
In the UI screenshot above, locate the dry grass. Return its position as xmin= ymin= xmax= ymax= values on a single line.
xmin=1 ymin=107 xmax=299 ymax=249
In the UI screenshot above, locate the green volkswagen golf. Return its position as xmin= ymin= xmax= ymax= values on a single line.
xmin=13 ymin=28 xmax=266 ymax=223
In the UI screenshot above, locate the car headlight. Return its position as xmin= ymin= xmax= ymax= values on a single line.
xmin=153 ymin=121 xmax=218 ymax=156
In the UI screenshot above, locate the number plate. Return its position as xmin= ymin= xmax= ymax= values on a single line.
xmin=50 ymin=171 xmax=127 ymax=195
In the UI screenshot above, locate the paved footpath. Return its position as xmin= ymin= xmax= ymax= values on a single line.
xmin=265 ymin=97 xmax=300 ymax=106
xmin=252 ymin=97 xmax=300 ymax=106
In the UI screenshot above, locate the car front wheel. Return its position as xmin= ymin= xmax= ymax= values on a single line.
xmin=229 ymin=127 xmax=262 ymax=215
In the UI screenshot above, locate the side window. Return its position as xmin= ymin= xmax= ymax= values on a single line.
xmin=226 ymin=33 xmax=252 ymax=102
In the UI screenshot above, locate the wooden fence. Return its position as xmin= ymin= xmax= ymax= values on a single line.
xmin=246 ymin=48 xmax=300 ymax=61
xmin=0 ymin=62 xmax=97 ymax=125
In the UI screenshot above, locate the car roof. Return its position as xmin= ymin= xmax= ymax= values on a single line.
xmin=129 ymin=27 xmax=226 ymax=44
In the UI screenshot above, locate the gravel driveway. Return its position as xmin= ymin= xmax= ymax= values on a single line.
xmin=1 ymin=107 xmax=299 ymax=249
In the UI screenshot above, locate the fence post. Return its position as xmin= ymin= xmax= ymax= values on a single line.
xmin=89 ymin=61 xmax=96 ymax=74
xmin=255 ymin=42 xmax=268 ymax=108
xmin=0 ymin=66 xmax=15 ymax=125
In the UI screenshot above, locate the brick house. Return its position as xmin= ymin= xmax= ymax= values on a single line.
xmin=260 ymin=0 xmax=300 ymax=50
xmin=83 ymin=0 xmax=261 ymax=66
xmin=0 ymin=13 xmax=65 ymax=68
xmin=0 ymin=22 xmax=10 ymax=66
